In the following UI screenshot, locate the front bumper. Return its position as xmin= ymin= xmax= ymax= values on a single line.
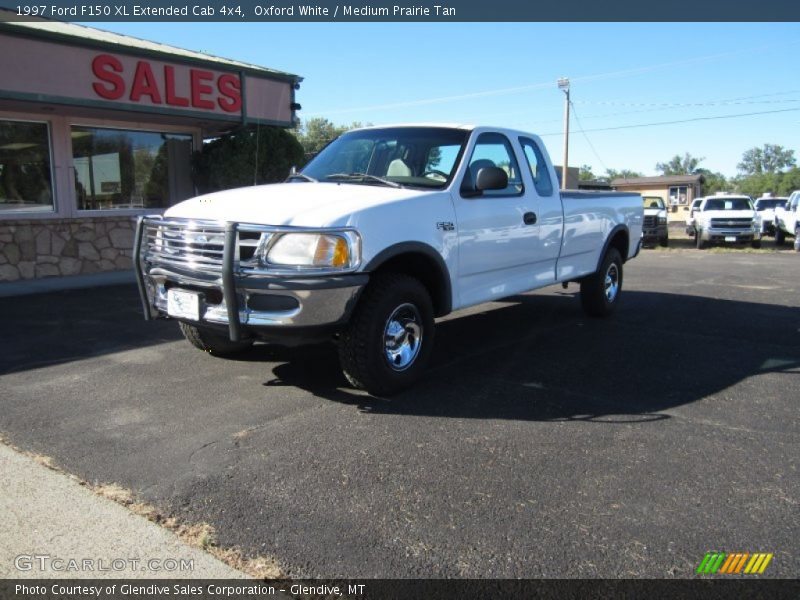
xmin=134 ymin=217 xmax=367 ymax=341
xmin=698 ymin=227 xmax=761 ymax=243
xmin=641 ymin=225 xmax=668 ymax=242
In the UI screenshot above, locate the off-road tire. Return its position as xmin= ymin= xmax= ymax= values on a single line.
xmin=179 ymin=322 xmax=254 ymax=356
xmin=338 ymin=273 xmax=434 ymax=396
xmin=580 ymin=248 xmax=623 ymax=318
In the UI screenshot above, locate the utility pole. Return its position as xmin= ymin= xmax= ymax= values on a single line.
xmin=557 ymin=77 xmax=570 ymax=190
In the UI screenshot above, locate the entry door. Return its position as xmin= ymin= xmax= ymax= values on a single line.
xmin=455 ymin=132 xmax=540 ymax=308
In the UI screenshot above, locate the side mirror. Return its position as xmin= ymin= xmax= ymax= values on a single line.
xmin=475 ymin=167 xmax=508 ymax=191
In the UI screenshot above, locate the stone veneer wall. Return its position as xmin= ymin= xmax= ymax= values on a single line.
xmin=0 ymin=217 xmax=135 ymax=282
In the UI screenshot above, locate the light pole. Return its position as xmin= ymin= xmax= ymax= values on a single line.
xmin=557 ymin=77 xmax=570 ymax=190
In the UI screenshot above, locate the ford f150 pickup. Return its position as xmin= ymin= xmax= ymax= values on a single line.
xmin=134 ymin=125 xmax=643 ymax=394
xmin=693 ymin=194 xmax=761 ymax=249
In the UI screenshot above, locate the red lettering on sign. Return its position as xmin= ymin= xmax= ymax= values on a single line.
xmin=190 ymin=69 xmax=215 ymax=110
xmin=90 ymin=54 xmax=243 ymax=116
xmin=164 ymin=66 xmax=190 ymax=107
xmin=92 ymin=54 xmax=125 ymax=100
xmin=130 ymin=61 xmax=163 ymax=104
xmin=217 ymin=74 xmax=242 ymax=113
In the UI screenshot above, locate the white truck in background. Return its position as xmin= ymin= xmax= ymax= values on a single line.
xmin=753 ymin=193 xmax=788 ymax=238
xmin=134 ymin=124 xmax=643 ymax=394
xmin=693 ymin=194 xmax=761 ymax=249
xmin=774 ymin=190 xmax=800 ymax=250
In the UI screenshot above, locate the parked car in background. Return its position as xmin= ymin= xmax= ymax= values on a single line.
xmin=693 ymin=195 xmax=761 ymax=249
xmin=753 ymin=194 xmax=788 ymax=237
xmin=774 ymin=190 xmax=800 ymax=250
xmin=685 ymin=197 xmax=704 ymax=237
xmin=641 ymin=196 xmax=669 ymax=247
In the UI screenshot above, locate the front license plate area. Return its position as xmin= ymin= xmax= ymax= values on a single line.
xmin=167 ymin=289 xmax=201 ymax=321
xmin=725 ymin=236 xmax=737 ymax=242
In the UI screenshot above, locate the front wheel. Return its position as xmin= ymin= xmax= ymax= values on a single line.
xmin=659 ymin=235 xmax=669 ymax=247
xmin=580 ymin=248 xmax=623 ymax=318
xmin=696 ymin=231 xmax=706 ymax=250
xmin=338 ymin=273 xmax=435 ymax=396
xmin=775 ymin=227 xmax=785 ymax=245
xmin=751 ymin=240 xmax=762 ymax=249
xmin=178 ymin=322 xmax=254 ymax=356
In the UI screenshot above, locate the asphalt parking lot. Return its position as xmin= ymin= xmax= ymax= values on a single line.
xmin=1 ymin=245 xmax=798 ymax=578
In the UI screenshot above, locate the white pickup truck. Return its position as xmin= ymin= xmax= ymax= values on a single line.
xmin=134 ymin=125 xmax=643 ymax=394
xmin=774 ymin=190 xmax=800 ymax=250
xmin=693 ymin=194 xmax=761 ymax=249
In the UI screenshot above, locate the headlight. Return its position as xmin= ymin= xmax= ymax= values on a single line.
xmin=265 ymin=232 xmax=359 ymax=269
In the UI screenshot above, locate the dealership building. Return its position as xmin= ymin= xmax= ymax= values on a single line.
xmin=0 ymin=16 xmax=301 ymax=283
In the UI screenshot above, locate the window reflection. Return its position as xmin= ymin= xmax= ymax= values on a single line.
xmin=71 ymin=126 xmax=192 ymax=210
xmin=0 ymin=119 xmax=54 ymax=213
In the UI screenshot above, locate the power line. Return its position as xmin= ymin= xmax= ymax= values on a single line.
xmin=306 ymin=38 xmax=800 ymax=117
xmin=538 ymin=107 xmax=800 ymax=137
xmin=569 ymin=100 xmax=609 ymax=173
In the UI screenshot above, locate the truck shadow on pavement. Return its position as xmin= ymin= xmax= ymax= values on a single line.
xmin=266 ymin=290 xmax=800 ymax=423
xmin=0 ymin=284 xmax=182 ymax=376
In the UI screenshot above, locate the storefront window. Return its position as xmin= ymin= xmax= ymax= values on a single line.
xmin=0 ymin=119 xmax=55 ymax=213
xmin=71 ymin=126 xmax=193 ymax=211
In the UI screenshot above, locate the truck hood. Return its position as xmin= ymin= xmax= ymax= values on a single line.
xmin=164 ymin=182 xmax=430 ymax=227
xmin=643 ymin=208 xmax=667 ymax=217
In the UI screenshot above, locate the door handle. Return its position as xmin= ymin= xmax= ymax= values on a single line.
xmin=523 ymin=212 xmax=537 ymax=225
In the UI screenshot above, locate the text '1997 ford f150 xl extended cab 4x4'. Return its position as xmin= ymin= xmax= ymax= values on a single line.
xmin=134 ymin=125 xmax=643 ymax=395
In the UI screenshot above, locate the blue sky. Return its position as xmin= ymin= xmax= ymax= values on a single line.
xmin=91 ymin=21 xmax=800 ymax=177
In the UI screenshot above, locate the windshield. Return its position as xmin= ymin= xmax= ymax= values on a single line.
xmin=300 ymin=127 xmax=469 ymax=189
xmin=643 ymin=197 xmax=666 ymax=209
xmin=755 ymin=199 xmax=786 ymax=210
xmin=703 ymin=197 xmax=753 ymax=211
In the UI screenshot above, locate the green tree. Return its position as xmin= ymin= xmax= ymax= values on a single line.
xmin=695 ymin=168 xmax=731 ymax=196
xmin=655 ymin=153 xmax=704 ymax=175
xmin=737 ymin=144 xmax=796 ymax=175
xmin=605 ymin=168 xmax=643 ymax=180
xmin=292 ymin=118 xmax=368 ymax=158
xmin=192 ymin=125 xmax=304 ymax=193
xmin=578 ymin=164 xmax=596 ymax=181
xmin=778 ymin=168 xmax=800 ymax=195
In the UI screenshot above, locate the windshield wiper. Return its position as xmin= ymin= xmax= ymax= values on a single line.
xmin=285 ymin=172 xmax=318 ymax=183
xmin=325 ymin=172 xmax=402 ymax=188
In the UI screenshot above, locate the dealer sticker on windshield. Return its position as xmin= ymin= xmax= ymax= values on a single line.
xmin=167 ymin=289 xmax=200 ymax=321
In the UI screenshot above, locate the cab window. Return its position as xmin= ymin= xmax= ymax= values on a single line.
xmin=461 ymin=132 xmax=523 ymax=197
xmin=519 ymin=137 xmax=554 ymax=197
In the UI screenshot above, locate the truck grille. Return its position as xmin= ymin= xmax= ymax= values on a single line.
xmin=710 ymin=218 xmax=753 ymax=230
xmin=143 ymin=220 xmax=260 ymax=272
xmin=643 ymin=215 xmax=657 ymax=228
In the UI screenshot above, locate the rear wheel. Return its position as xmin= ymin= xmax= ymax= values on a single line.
xmin=179 ymin=322 xmax=254 ymax=356
xmin=338 ymin=273 xmax=435 ymax=396
xmin=580 ymin=248 xmax=623 ymax=318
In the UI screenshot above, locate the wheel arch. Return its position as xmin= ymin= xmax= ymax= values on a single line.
xmin=596 ymin=225 xmax=630 ymax=272
xmin=363 ymin=242 xmax=452 ymax=317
